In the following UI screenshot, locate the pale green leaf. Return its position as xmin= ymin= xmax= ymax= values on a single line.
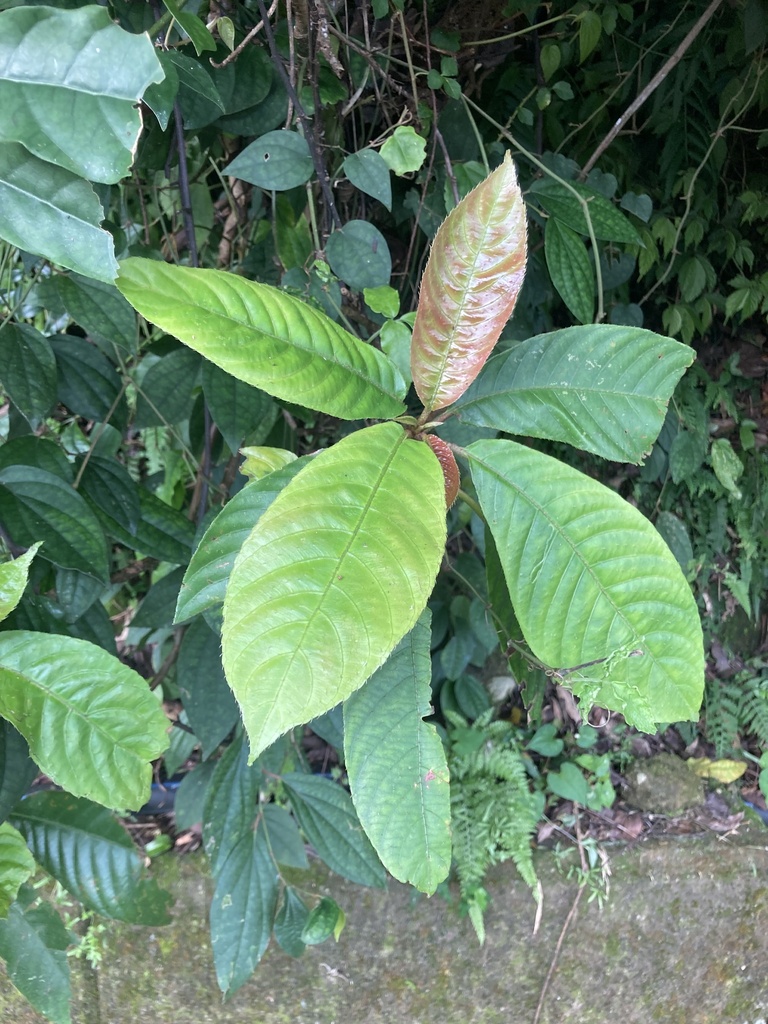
xmin=453 ymin=324 xmax=694 ymax=463
xmin=467 ymin=439 xmax=704 ymax=729
xmin=0 ymin=822 xmax=35 ymax=917
xmin=223 ymin=422 xmax=446 ymax=760
xmin=12 ymin=792 xmax=173 ymax=924
xmin=240 ymin=446 xmax=297 ymax=482
xmin=410 ymin=153 xmax=527 ymax=413
xmin=0 ymin=143 xmax=117 ymax=282
xmin=0 ymin=632 xmax=170 ymax=810
xmin=0 ymin=902 xmax=71 ymax=1024
xmin=545 ymin=218 xmax=594 ymax=324
xmin=116 ymin=258 xmax=406 ymax=420
xmin=343 ymin=611 xmax=451 ymax=894
xmin=0 ymin=543 xmax=41 ymax=625
xmin=380 ymin=125 xmax=427 ymax=175
xmin=0 ymin=5 xmax=164 ymax=182
xmin=711 ymin=438 xmax=743 ymax=498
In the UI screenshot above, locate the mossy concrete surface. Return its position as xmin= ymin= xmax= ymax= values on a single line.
xmin=2 ymin=828 xmax=768 ymax=1024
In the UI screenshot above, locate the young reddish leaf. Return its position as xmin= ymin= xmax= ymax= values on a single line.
xmin=410 ymin=153 xmax=527 ymax=414
xmin=423 ymin=435 xmax=460 ymax=508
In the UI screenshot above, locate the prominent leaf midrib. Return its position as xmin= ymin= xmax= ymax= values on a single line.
xmin=0 ymin=176 xmax=96 ymax=225
xmin=459 ymin=377 xmax=667 ymax=409
xmin=2 ymin=72 xmax=136 ymax=103
xmin=161 ymin=276 xmax=403 ymax=403
xmin=249 ymin=430 xmax=408 ymax=713
xmin=470 ymin=450 xmax=667 ymax=670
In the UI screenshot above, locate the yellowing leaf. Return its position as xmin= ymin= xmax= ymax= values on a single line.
xmin=688 ymin=758 xmax=747 ymax=783
xmin=240 ymin=446 xmax=297 ymax=482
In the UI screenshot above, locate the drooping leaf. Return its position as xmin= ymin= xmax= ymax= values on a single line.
xmin=325 ymin=220 xmax=392 ymax=291
xmin=0 ymin=901 xmax=71 ymax=1024
xmin=12 ymin=792 xmax=173 ymax=924
xmin=177 ymin=617 xmax=238 ymax=758
xmin=261 ymin=804 xmax=308 ymax=870
xmin=77 ymin=454 xmax=141 ymax=541
xmin=0 ymin=720 xmax=37 ymax=825
xmin=0 ymin=142 xmax=117 ymax=282
xmin=273 ymin=887 xmax=309 ymax=958
xmin=282 ymin=773 xmax=386 ymax=887
xmin=224 ymin=129 xmax=314 ymax=190
xmin=467 ymin=440 xmax=705 ymax=729
xmin=50 ymin=335 xmax=127 ymax=428
xmin=202 ymin=360 xmax=276 ymax=454
xmin=222 ymin=422 xmax=446 ymax=760
xmin=132 ymin=566 xmax=186 ymax=630
xmin=202 ymin=732 xmax=258 ymax=876
xmin=55 ymin=274 xmax=137 ymax=354
xmin=0 ymin=543 xmax=41 ymax=624
xmin=0 ymin=323 xmax=57 ymax=424
xmin=134 ymin=488 xmax=195 ymax=564
xmin=0 ymin=5 xmax=164 ymax=182
xmin=0 ymin=822 xmax=35 ymax=917
xmin=410 ymin=153 xmax=527 ymax=413
xmin=343 ymin=149 xmax=392 ymax=210
xmin=161 ymin=0 xmax=216 ymax=55
xmin=165 ymin=50 xmax=224 ymax=129
xmin=116 ymin=258 xmax=406 ymax=420
xmin=301 ymin=896 xmax=342 ymax=945
xmin=453 ymin=325 xmax=694 ymax=463
xmin=175 ymin=458 xmax=310 ymax=624
xmin=0 ymin=632 xmax=170 ymax=810
xmin=134 ymin=347 xmax=201 ymax=428
xmin=544 ymin=218 xmax=594 ymax=324
xmin=0 ymin=466 xmax=110 ymax=581
xmin=343 ymin=611 xmax=451 ymax=894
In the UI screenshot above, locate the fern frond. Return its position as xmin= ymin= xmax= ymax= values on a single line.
xmin=704 ymin=676 xmax=741 ymax=757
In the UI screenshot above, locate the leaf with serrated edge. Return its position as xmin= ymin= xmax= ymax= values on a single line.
xmin=467 ymin=439 xmax=704 ymax=728
xmin=12 ymin=792 xmax=173 ymax=924
xmin=223 ymin=422 xmax=446 ymax=761
xmin=0 ymin=543 xmax=40 ymax=624
xmin=0 ymin=632 xmax=169 ymax=810
xmin=411 ymin=152 xmax=526 ymax=413
xmin=454 ymin=325 xmax=694 ymax=463
xmin=344 ymin=611 xmax=451 ymax=894
xmin=117 ymin=258 xmax=406 ymax=420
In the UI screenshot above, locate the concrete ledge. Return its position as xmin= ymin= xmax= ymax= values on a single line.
xmin=3 ymin=829 xmax=768 ymax=1024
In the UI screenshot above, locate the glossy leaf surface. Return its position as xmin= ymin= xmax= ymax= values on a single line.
xmin=0 ymin=5 xmax=163 ymax=182
xmin=12 ymin=792 xmax=173 ymax=924
xmin=344 ymin=612 xmax=451 ymax=893
xmin=454 ymin=325 xmax=694 ymax=463
xmin=544 ymin=218 xmax=594 ymax=324
xmin=410 ymin=153 xmax=526 ymax=413
xmin=0 ymin=543 xmax=40 ymax=624
xmin=467 ymin=440 xmax=704 ymax=729
xmin=0 ymin=143 xmax=117 ymax=282
xmin=0 ymin=632 xmax=169 ymax=810
xmin=0 ymin=822 xmax=34 ymax=917
xmin=117 ymin=258 xmax=405 ymax=420
xmin=222 ymin=423 xmax=446 ymax=760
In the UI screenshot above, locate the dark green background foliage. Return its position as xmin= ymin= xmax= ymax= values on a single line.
xmin=0 ymin=1 xmax=766 ymax=1021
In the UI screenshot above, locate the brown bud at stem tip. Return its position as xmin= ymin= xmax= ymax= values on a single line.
xmin=424 ymin=435 xmax=460 ymax=509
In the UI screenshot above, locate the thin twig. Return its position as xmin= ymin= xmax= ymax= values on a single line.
xmin=209 ymin=0 xmax=278 ymax=68
xmin=532 ymin=884 xmax=584 ymax=1024
xmin=579 ymin=0 xmax=726 ymax=178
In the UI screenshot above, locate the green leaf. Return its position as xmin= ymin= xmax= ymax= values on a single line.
xmin=176 ymin=459 xmax=309 ymax=624
xmin=132 ymin=566 xmax=186 ymax=629
xmin=0 ymin=437 xmax=72 ymax=482
xmin=301 ymin=896 xmax=342 ymax=945
xmin=531 ymin=180 xmax=641 ymax=244
xmin=55 ymin=274 xmax=137 ymax=354
xmin=203 ymin=733 xmax=258 ymax=875
xmin=467 ymin=439 xmax=704 ymax=729
xmin=261 ymin=804 xmax=309 ymax=869
xmin=50 ymin=336 xmax=127 ymax=427
xmin=225 ymin=130 xmax=314 ymax=190
xmin=0 ymin=323 xmax=57 ymax=424
xmin=578 ymin=9 xmax=602 ymax=61
xmin=364 ymin=285 xmax=400 ymax=319
xmin=0 ymin=901 xmax=71 ymax=1024
xmin=0 ymin=543 xmax=41 ymax=625
xmin=282 ymin=773 xmax=386 ymax=887
xmin=164 ymin=50 xmax=224 ymax=129
xmin=0 ymin=822 xmax=35 ymax=917
xmin=0 ymin=5 xmax=164 ymax=182
xmin=545 ymin=218 xmax=594 ymax=324
xmin=134 ymin=347 xmax=200 ymax=428
xmin=143 ymin=54 xmax=178 ymax=130
xmin=410 ymin=153 xmax=527 ymax=413
xmin=620 ymin=191 xmax=653 ymax=223
xmin=0 ymin=632 xmax=170 ymax=810
xmin=0 ymin=720 xmax=37 ymax=825
xmin=0 ymin=466 xmax=109 ymax=581
xmin=343 ymin=149 xmax=392 ymax=210
xmin=134 ymin=488 xmax=195 ymax=564
xmin=55 ymin=567 xmax=103 ymax=623
xmin=78 ymin=454 xmax=141 ymax=541
xmin=711 ymin=438 xmax=743 ymax=499
xmin=344 ymin=611 xmax=451 ymax=894
xmin=117 ymin=258 xmax=406 ymax=420
xmin=654 ymin=511 xmax=694 ymax=571
xmin=240 ymin=446 xmax=297 ymax=482
xmin=12 ymin=792 xmax=173 ymax=924
xmin=547 ymin=761 xmax=590 ymax=803
xmin=202 ymin=361 xmax=276 ymax=454
xmin=161 ymin=0 xmax=216 ymax=54
xmin=325 ymin=220 xmax=392 ymax=291
xmin=177 ymin=617 xmax=238 ymax=759
xmin=273 ymin=888 xmax=309 ymax=957
xmin=173 ymin=760 xmax=216 ymax=829
xmin=223 ymin=423 xmax=446 ymax=760
xmin=453 ymin=324 xmax=694 ymax=463
xmin=380 ymin=125 xmax=427 ymax=175
xmin=0 ymin=142 xmax=117 ymax=282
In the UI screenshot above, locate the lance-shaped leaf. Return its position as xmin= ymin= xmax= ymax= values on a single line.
xmin=410 ymin=153 xmax=527 ymax=413
xmin=467 ymin=439 xmax=704 ymax=730
xmin=0 ymin=143 xmax=117 ymax=282
xmin=0 ymin=5 xmax=164 ymax=183
xmin=117 ymin=258 xmax=406 ymax=420
xmin=343 ymin=612 xmax=451 ymax=894
xmin=12 ymin=792 xmax=173 ymax=924
xmin=223 ymin=422 xmax=446 ymax=760
xmin=453 ymin=325 xmax=695 ymax=463
xmin=0 ymin=543 xmax=40 ymax=624
xmin=0 ymin=901 xmax=71 ymax=1024
xmin=0 ymin=632 xmax=169 ymax=810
